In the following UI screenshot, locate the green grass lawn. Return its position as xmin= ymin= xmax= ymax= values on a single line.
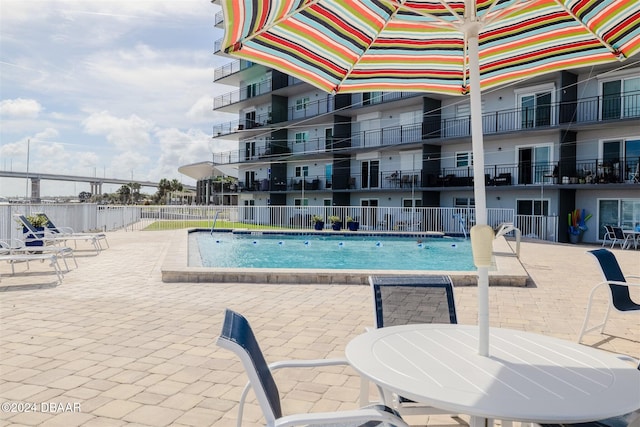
xmin=142 ymin=220 xmax=285 ymax=231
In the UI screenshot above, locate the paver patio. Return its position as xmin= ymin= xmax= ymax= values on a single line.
xmin=1 ymin=229 xmax=638 ymax=426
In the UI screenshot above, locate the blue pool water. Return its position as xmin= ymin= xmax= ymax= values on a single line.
xmin=193 ymin=232 xmax=474 ymax=271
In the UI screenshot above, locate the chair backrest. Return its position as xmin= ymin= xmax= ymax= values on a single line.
xmin=612 ymin=226 xmax=626 ymax=239
xmin=369 ymin=275 xmax=457 ymax=328
xmin=15 ymin=215 xmax=37 ymax=233
xmin=216 ymin=309 xmax=282 ymax=423
xmin=34 ymin=213 xmax=58 ymax=232
xmin=604 ymin=225 xmax=614 ymax=236
xmin=588 ymin=249 xmax=633 ymax=311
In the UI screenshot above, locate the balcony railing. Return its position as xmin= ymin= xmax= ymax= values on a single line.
xmin=238 ymin=158 xmax=639 ymax=193
xmin=213 ymin=79 xmax=273 ymax=109
xmin=214 ymin=59 xmax=256 ymax=81
xmin=213 ymin=97 xmax=334 ymax=136
xmin=214 ymin=10 xmax=224 ymax=26
xmin=211 ymin=92 xmax=639 ymax=165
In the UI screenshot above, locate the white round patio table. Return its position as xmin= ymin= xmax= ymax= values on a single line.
xmin=346 ymin=324 xmax=640 ymax=425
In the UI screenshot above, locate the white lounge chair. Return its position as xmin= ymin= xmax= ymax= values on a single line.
xmin=35 ymin=212 xmax=109 ymax=250
xmin=15 ymin=214 xmax=102 ymax=254
xmin=0 ymin=244 xmax=64 ymax=285
xmin=0 ymin=239 xmax=77 ymax=272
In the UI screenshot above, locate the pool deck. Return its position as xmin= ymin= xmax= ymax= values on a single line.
xmin=1 ymin=229 xmax=638 ymax=427
xmin=162 ymin=229 xmax=529 ymax=286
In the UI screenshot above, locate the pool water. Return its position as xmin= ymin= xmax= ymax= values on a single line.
xmin=193 ymin=232 xmax=474 ymax=271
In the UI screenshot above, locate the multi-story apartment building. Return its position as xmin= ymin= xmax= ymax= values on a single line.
xmin=197 ymin=3 xmax=640 ymax=245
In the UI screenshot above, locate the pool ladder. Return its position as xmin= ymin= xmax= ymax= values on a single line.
xmin=210 ymin=211 xmax=220 ymax=235
xmin=453 ymin=214 xmax=468 ymax=239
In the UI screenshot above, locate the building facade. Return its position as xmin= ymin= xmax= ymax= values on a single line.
xmin=204 ymin=3 xmax=640 ymax=244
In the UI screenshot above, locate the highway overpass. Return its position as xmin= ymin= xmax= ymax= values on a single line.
xmin=0 ymin=170 xmax=195 ymax=201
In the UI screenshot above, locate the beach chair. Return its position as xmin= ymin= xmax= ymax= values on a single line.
xmin=0 ymin=239 xmax=77 ymax=272
xmin=15 ymin=214 xmax=102 ymax=255
xmin=217 ymin=309 xmax=408 ymax=427
xmin=35 ymin=212 xmax=109 ymax=250
xmin=0 ymin=243 xmax=64 ymax=285
xmin=361 ymin=275 xmax=457 ymax=416
xmin=577 ymin=249 xmax=640 ymax=342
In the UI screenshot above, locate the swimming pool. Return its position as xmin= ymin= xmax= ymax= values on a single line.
xmin=192 ymin=231 xmax=475 ymax=271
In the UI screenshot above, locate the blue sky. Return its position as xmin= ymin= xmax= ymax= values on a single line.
xmin=0 ymin=0 xmax=236 ymax=197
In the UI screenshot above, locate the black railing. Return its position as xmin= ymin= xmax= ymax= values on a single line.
xmin=212 ymin=92 xmax=640 ymax=163
xmin=233 ymin=158 xmax=639 ymax=193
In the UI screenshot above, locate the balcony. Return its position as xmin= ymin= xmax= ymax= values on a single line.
xmin=209 ymin=92 xmax=639 ymax=165
xmin=214 ymin=59 xmax=257 ymax=81
xmin=213 ymin=79 xmax=273 ymax=110
xmin=212 ymin=97 xmax=335 ymax=137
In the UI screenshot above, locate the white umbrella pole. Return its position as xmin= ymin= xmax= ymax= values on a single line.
xmin=468 ymin=31 xmax=491 ymax=357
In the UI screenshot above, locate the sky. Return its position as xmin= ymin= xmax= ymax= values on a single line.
xmin=0 ymin=0 xmax=237 ymax=198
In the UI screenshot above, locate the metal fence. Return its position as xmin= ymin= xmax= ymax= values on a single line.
xmin=1 ymin=203 xmax=558 ymax=242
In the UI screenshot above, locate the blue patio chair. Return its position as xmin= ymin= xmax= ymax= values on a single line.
xmin=216 ymin=309 xmax=409 ymax=427
xmin=602 ymin=225 xmax=615 ymax=247
xmin=577 ymin=249 xmax=640 ymax=342
xmin=610 ymin=226 xmax=633 ymax=249
xmin=361 ymin=275 xmax=457 ymax=416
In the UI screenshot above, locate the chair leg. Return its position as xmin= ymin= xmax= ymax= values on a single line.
xmin=360 ymin=376 xmax=372 ymax=406
xmin=599 ymin=305 xmax=612 ymax=334
xmin=578 ymin=293 xmax=612 ymax=342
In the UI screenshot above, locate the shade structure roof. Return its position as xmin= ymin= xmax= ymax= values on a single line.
xmin=178 ymin=161 xmax=239 ymax=180
xmin=222 ymin=0 xmax=640 ymax=96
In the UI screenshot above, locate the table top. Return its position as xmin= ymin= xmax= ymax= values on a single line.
xmin=345 ymin=324 xmax=640 ymax=423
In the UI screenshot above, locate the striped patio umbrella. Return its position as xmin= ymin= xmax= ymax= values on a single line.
xmin=221 ymin=0 xmax=640 ymax=356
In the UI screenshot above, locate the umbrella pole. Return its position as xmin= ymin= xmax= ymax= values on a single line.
xmin=468 ymin=31 xmax=491 ymax=357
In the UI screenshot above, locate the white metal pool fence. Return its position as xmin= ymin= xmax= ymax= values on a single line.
xmin=0 ymin=203 xmax=557 ymax=242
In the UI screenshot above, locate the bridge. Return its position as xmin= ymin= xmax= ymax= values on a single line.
xmin=0 ymin=170 xmax=195 ymax=202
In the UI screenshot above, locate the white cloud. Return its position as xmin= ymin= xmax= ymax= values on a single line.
xmin=186 ymin=96 xmax=214 ymax=123
xmin=82 ymin=111 xmax=154 ymax=151
xmin=0 ymin=98 xmax=42 ymax=118
xmin=0 ymin=0 xmax=230 ymax=196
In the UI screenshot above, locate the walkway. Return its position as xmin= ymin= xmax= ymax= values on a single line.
xmin=1 ymin=230 xmax=638 ymax=426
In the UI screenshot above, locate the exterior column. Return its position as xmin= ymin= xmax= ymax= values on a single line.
xmin=30 ymin=178 xmax=41 ymax=203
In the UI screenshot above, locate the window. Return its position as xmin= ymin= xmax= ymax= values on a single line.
xmin=454 ymin=197 xmax=475 ymax=208
xmin=244 ymin=141 xmax=255 ymax=160
xmin=598 ymin=198 xmax=640 ymax=239
xmin=601 ymin=138 xmax=640 ymax=182
xmin=363 ymin=92 xmax=383 ymax=105
xmin=403 ymin=198 xmax=422 ymax=210
xmin=243 ymin=199 xmax=255 ymax=220
xmin=361 ymin=160 xmax=380 ymax=188
xmin=244 ymin=171 xmax=255 ymax=189
xmin=516 ymin=84 xmax=554 ymax=128
xmin=246 ymin=83 xmax=258 ymax=99
xmin=516 ymin=199 xmax=549 ymax=216
xmin=295 ymin=132 xmax=308 ymax=144
xmin=601 ymin=75 xmax=640 ymax=119
xmin=517 ymin=144 xmax=552 ymax=184
xmin=295 ymin=97 xmax=310 ymax=111
xmin=294 ymin=198 xmax=308 ymax=206
xmin=325 ymin=163 xmax=332 ymax=189
xmin=456 ymin=151 xmax=473 ymax=167
xmin=295 ymin=166 xmax=309 ymax=177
